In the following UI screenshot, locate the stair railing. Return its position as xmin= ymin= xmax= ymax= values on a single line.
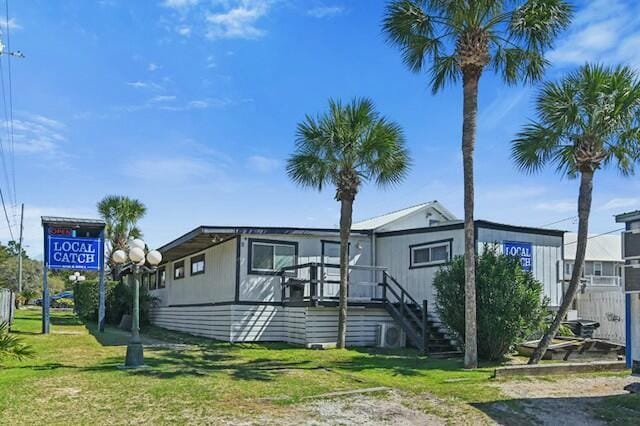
xmin=381 ymin=271 xmax=429 ymax=354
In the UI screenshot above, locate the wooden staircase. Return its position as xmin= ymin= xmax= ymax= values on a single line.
xmin=380 ymin=271 xmax=461 ymax=357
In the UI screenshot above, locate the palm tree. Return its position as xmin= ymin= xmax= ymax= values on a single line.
xmin=383 ymin=0 xmax=572 ymax=368
xmin=287 ymin=98 xmax=410 ymax=349
xmin=97 ymin=195 xmax=147 ymax=280
xmin=512 ymin=64 xmax=640 ymax=364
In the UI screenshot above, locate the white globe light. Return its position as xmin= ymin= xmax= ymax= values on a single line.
xmin=129 ymin=247 xmax=145 ymax=263
xmin=112 ymin=249 xmax=128 ymax=264
xmin=129 ymin=238 xmax=146 ymax=250
xmin=68 ymin=274 xmax=76 ymax=281
xmin=146 ymin=250 xmax=162 ymax=266
xmin=78 ymin=275 xmax=86 ymax=282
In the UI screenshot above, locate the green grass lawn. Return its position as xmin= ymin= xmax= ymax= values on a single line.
xmin=0 ymin=308 xmax=636 ymax=425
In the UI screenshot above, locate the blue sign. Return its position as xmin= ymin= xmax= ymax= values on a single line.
xmin=47 ymin=236 xmax=102 ymax=270
xmin=503 ymin=241 xmax=533 ymax=272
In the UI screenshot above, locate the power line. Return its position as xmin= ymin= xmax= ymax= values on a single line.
xmin=564 ymin=227 xmax=625 ymax=245
xmin=0 ymin=185 xmax=13 ymax=240
xmin=4 ymin=0 xmax=16 ymax=211
xmin=539 ymin=215 xmax=578 ymax=228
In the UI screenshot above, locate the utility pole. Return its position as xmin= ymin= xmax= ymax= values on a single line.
xmin=17 ymin=202 xmax=23 ymax=292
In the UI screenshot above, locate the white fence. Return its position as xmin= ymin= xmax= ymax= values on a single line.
xmin=0 ymin=288 xmax=14 ymax=324
xmin=575 ymin=288 xmax=625 ymax=344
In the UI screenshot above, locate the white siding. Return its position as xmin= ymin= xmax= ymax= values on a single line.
xmin=376 ymin=228 xmax=464 ymax=305
xmin=150 ymin=304 xmax=393 ymax=347
xmin=237 ymin=234 xmax=372 ymax=303
xmin=150 ymin=305 xmax=231 ymax=340
xmin=376 ymin=226 xmax=563 ymax=308
xmin=158 ymin=238 xmax=237 ymax=306
xmin=476 ymin=227 xmax=563 ymax=306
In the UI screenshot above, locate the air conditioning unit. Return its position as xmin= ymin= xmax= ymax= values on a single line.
xmin=376 ymin=323 xmax=406 ymax=348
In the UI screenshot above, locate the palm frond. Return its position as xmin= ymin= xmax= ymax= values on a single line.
xmin=511 ymin=122 xmax=561 ymax=174
xmin=287 ymin=98 xmax=410 ymax=197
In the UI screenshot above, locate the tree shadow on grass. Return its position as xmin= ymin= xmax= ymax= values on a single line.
xmin=83 ymin=349 xmax=319 ymax=381
xmin=472 ymin=393 xmax=640 ymax=426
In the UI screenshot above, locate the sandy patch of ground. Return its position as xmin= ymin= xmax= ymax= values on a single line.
xmin=489 ymin=375 xmax=638 ymax=426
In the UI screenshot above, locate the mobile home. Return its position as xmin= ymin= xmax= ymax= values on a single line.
xmin=147 ymin=201 xmax=564 ymax=352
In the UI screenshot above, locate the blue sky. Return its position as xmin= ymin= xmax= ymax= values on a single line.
xmin=3 ymin=0 xmax=640 ymax=258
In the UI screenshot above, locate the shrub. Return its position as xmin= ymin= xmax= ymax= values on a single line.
xmin=74 ymin=278 xmax=156 ymax=326
xmin=433 ymin=244 xmax=548 ymax=361
xmin=0 ymin=322 xmax=32 ymax=361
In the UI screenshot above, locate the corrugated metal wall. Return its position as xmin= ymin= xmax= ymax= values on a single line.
xmin=0 ymin=288 xmax=15 ymax=324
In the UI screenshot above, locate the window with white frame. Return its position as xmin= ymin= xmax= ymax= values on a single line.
xmin=410 ymin=240 xmax=451 ymax=268
xmin=593 ymin=261 xmax=603 ymax=276
xmin=248 ymin=239 xmax=297 ymax=275
xmin=191 ymin=254 xmax=205 ymax=276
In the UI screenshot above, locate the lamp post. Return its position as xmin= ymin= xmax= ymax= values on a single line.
xmin=68 ymin=271 xmax=86 ymax=283
xmin=111 ymin=238 xmax=162 ymax=368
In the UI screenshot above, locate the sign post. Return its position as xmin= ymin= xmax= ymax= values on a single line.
xmin=41 ymin=217 xmax=106 ymax=334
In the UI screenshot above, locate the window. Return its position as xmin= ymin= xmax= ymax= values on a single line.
xmin=191 ymin=254 xmax=205 ymax=275
xmin=409 ymin=240 xmax=451 ymax=268
xmin=248 ymin=239 xmax=297 ymax=275
xmin=150 ymin=272 xmax=157 ymax=290
xmin=564 ymin=262 xmax=573 ymax=276
xmin=594 ymin=262 xmax=603 ymax=276
xmin=158 ymin=267 xmax=166 ymax=288
xmin=174 ymin=260 xmax=185 ymax=279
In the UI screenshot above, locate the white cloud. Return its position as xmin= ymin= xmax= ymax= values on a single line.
xmin=480 ymin=88 xmax=529 ymax=130
xmin=162 ymin=0 xmax=198 ymax=10
xmin=177 ymin=25 xmax=192 ymax=36
xmin=126 ymin=81 xmax=163 ymax=90
xmin=205 ymin=1 xmax=272 ymax=40
xmin=600 ymin=197 xmax=640 ymax=211
xmin=0 ymin=18 xmax=21 ymax=32
xmin=150 ymin=95 xmax=177 ymax=102
xmin=9 ymin=113 xmax=67 ymax=156
xmin=247 ymin=155 xmax=280 ymax=173
xmin=307 ymin=6 xmax=344 ymax=19
xmin=534 ymin=200 xmax=576 ymax=213
xmin=148 ymin=63 xmax=160 ymax=72
xmin=548 ymin=0 xmax=640 ymax=68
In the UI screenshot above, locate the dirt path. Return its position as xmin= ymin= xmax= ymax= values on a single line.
xmin=488 ymin=375 xmax=638 ymax=425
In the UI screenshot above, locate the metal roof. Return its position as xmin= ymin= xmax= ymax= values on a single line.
xmin=41 ymin=216 xmax=105 ymax=227
xmin=157 ymin=225 xmax=371 ymax=263
xmin=615 ymin=210 xmax=640 ymax=223
xmin=564 ymin=232 xmax=622 ymax=262
xmin=351 ymin=201 xmax=457 ymax=231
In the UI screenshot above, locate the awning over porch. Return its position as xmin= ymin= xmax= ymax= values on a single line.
xmin=157 ymin=225 xmax=371 ymax=264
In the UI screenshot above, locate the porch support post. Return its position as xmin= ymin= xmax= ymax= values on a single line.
xmin=310 ymin=264 xmax=318 ymax=306
xmin=422 ymin=299 xmax=429 ymax=355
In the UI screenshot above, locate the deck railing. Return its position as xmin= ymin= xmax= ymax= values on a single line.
xmin=279 ymin=263 xmax=430 ymax=354
xmin=279 ymin=262 xmax=386 ymax=304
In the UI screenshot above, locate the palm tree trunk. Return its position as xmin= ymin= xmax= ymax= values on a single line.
xmin=528 ymin=169 xmax=594 ymax=364
xmin=337 ymin=196 xmax=354 ymax=349
xmin=462 ymin=69 xmax=480 ymax=369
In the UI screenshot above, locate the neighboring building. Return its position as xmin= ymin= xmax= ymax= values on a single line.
xmin=615 ymin=210 xmax=640 ymax=371
xmin=564 ymin=233 xmax=625 ymax=343
xmin=145 ymin=201 xmax=564 ymax=351
xmin=563 ymin=233 xmax=623 ymax=288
